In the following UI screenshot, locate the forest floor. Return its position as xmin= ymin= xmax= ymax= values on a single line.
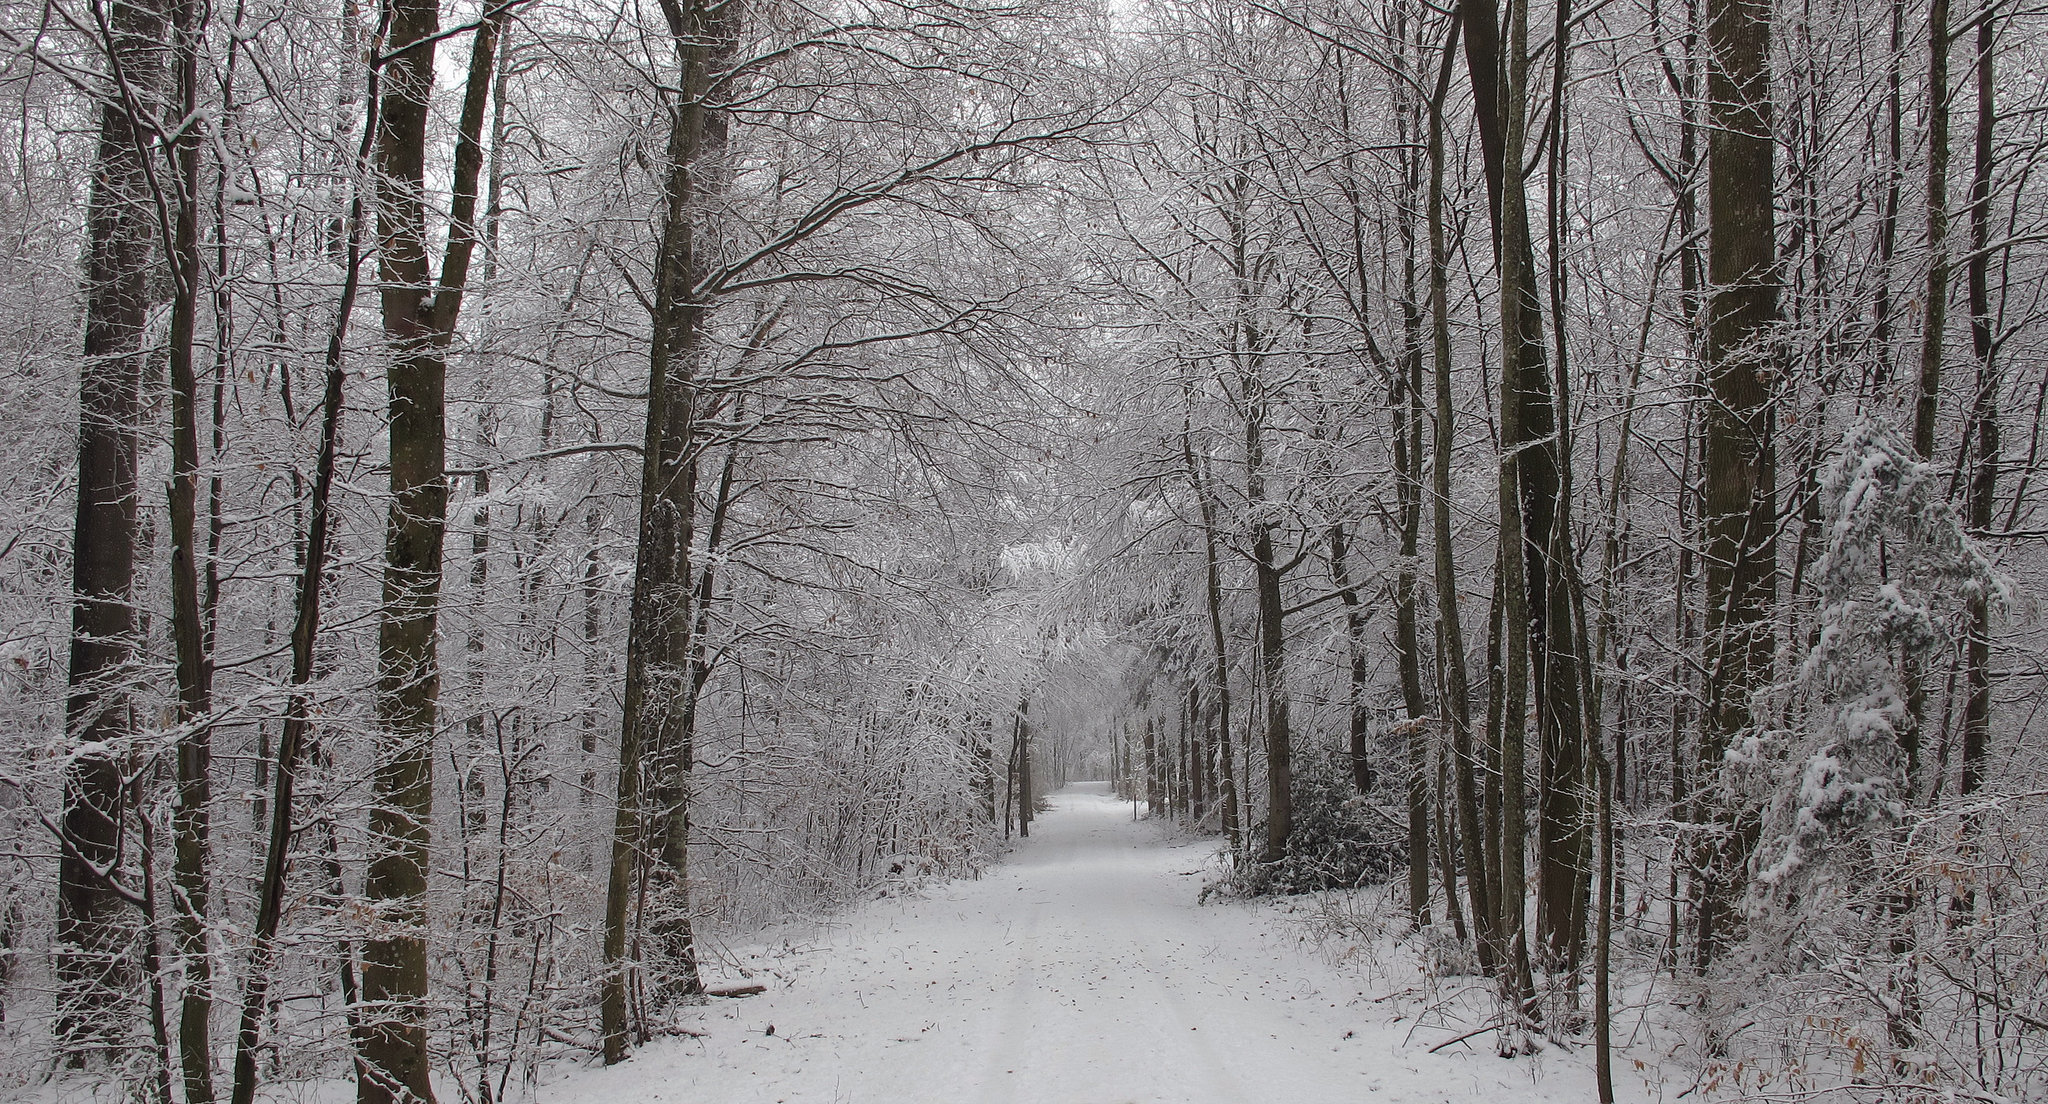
xmin=549 ymin=783 xmax=1608 ymax=1104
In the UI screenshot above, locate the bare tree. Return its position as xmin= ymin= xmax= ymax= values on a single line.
xmin=57 ymin=0 xmax=164 ymax=1065
xmin=361 ymin=0 xmax=505 ymax=1094
xmin=1694 ymin=0 xmax=1779 ymax=968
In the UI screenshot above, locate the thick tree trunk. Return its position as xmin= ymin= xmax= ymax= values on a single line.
xmin=361 ymin=0 xmax=502 ymax=1094
xmin=1392 ymin=360 xmax=1432 ymax=926
xmin=1495 ymin=526 xmax=1537 ymax=1019
xmin=1535 ymin=0 xmax=1591 ymax=978
xmin=1461 ymin=0 xmax=1587 ymax=990
xmin=363 ymin=0 xmax=445 ymax=1076
xmin=1253 ymin=535 xmax=1291 ymax=863
xmin=599 ymin=0 xmax=736 ymax=1061
xmin=642 ymin=426 xmax=743 ymax=1006
xmin=59 ymin=0 xmax=164 ymax=1063
xmin=1695 ymin=0 xmax=1779 ymax=968
xmin=1462 ymin=0 xmax=1546 ymax=1017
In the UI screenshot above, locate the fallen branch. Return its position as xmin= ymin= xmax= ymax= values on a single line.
xmin=1428 ymin=1023 xmax=1498 ymax=1053
xmin=708 ymin=983 xmax=768 ymax=998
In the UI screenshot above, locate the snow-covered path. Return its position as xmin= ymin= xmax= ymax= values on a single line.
xmin=551 ymin=783 xmax=1595 ymax=1103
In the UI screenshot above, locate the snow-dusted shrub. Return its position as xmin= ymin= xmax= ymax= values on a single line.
xmin=1710 ymin=419 xmax=2025 ymax=1099
xmin=1210 ymin=746 xmax=1405 ymax=898
xmin=1751 ymin=419 xmax=1999 ymax=920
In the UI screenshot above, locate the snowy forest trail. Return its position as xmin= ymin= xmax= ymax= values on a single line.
xmin=550 ymin=784 xmax=1595 ymax=1104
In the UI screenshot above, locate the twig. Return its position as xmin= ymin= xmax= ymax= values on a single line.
xmin=1429 ymin=1022 xmax=1499 ymax=1053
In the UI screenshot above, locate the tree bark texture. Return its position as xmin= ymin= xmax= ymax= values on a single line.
xmin=163 ymin=0 xmax=217 ymax=1089
xmin=1428 ymin=13 xmax=1496 ymax=972
xmin=363 ymin=0 xmax=445 ymax=1080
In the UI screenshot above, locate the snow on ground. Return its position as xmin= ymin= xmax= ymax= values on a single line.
xmin=548 ymin=783 xmax=1603 ymax=1104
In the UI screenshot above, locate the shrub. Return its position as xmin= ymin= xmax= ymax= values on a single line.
xmin=1208 ymin=747 xmax=1406 ymax=898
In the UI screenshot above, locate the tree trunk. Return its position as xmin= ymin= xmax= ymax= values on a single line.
xmin=981 ymin=715 xmax=1000 ymax=823
xmin=1003 ymin=723 xmax=1019 ymax=837
xmin=163 ymin=0 xmax=217 ymax=1091
xmin=1915 ymin=0 xmax=1950 ymax=466
xmin=59 ymin=0 xmax=164 ymax=1063
xmin=1392 ymin=348 xmax=1432 ymax=925
xmin=1872 ymin=0 xmax=1904 ymax=396
xmin=1591 ymin=740 xmax=1616 ymax=1103
xmin=1392 ymin=0 xmax=1432 ymax=926
xmin=1899 ymin=0 xmax=1951 ymax=791
xmin=1428 ymin=13 xmax=1496 ymax=973
xmin=1535 ymin=0 xmax=1591 ymax=979
xmin=644 ymin=422 xmax=744 ymax=1005
xmin=1695 ymin=0 xmax=1780 ymax=969
xmin=1462 ymin=0 xmax=1543 ymax=1017
xmin=363 ymin=0 xmax=445 ymax=1076
xmin=1434 ymin=738 xmax=1467 ymax=940
xmin=600 ymin=0 xmax=733 ymax=1063
xmin=1327 ymin=524 xmax=1374 ymax=794
xmin=1183 ymin=411 xmax=1240 ymax=852
xmin=1144 ymin=714 xmax=1159 ymax=818
xmin=231 ymin=133 xmax=370 ymax=1099
xmin=1018 ymin=697 xmax=1034 ymax=836
xmin=1253 ymin=533 xmax=1291 ymax=863
xmin=361 ymin=0 xmax=503 ymax=1093
xmin=1960 ymin=0 xmax=1997 ymax=837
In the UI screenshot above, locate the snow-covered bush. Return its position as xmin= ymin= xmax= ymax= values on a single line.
xmin=1714 ymin=419 xmax=2025 ymax=1098
xmin=1210 ymin=747 xmax=1406 ymax=898
xmin=1751 ymin=419 xmax=1999 ymax=920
